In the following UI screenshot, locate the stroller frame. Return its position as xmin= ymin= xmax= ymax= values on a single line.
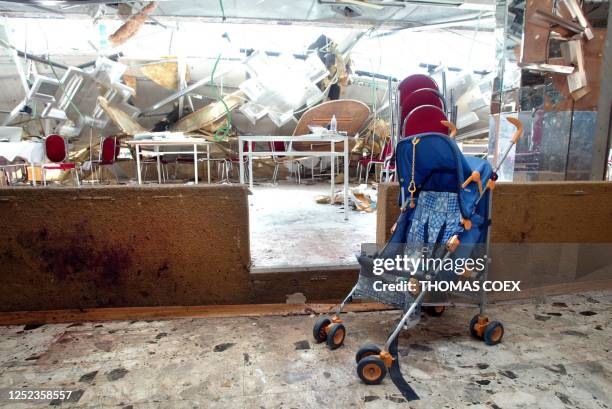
xmin=312 ymin=117 xmax=523 ymax=394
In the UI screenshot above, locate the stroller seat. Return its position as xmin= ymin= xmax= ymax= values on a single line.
xmin=407 ymin=191 xmax=461 ymax=245
xmin=352 ymin=189 xmax=464 ymax=309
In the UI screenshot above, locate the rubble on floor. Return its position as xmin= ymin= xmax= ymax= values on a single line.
xmin=0 ymin=291 xmax=610 ymax=408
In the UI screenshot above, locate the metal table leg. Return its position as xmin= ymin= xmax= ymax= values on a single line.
xmin=249 ymin=140 xmax=254 ymax=189
xmin=206 ymin=143 xmax=211 ymax=184
xmin=193 ymin=143 xmax=198 ymax=184
xmin=136 ymin=145 xmax=142 ymax=185
xmin=155 ymin=146 xmax=162 ymax=184
xmin=239 ymin=137 xmax=244 ymax=184
xmin=330 ymin=140 xmax=335 ymax=206
xmin=344 ymin=136 xmax=349 ymax=221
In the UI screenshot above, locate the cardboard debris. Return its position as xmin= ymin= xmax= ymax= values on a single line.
xmin=315 ymin=195 xmax=331 ymax=204
xmin=316 ymin=185 xmax=377 ymax=213
xmin=141 ymin=58 xmax=191 ymax=90
xmin=352 ymin=191 xmax=373 ymax=213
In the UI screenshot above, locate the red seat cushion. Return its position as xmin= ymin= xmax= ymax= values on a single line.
xmin=402 ymin=105 xmax=449 ymax=138
xmin=399 ymin=75 xmax=439 ymax=104
xmin=100 ymin=137 xmax=119 ymax=165
xmin=269 ymin=141 xmax=285 ymax=152
xmin=400 ymin=88 xmax=445 ymax=129
xmin=43 ymin=163 xmax=76 ymax=170
xmin=359 ymin=157 xmax=375 ymax=166
xmin=175 ymin=156 xmax=198 ymax=163
xmin=45 ymin=134 xmax=66 ymax=163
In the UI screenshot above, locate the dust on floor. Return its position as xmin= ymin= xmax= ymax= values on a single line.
xmin=249 ymin=182 xmax=377 ymax=269
xmin=0 ymin=291 xmax=610 ymax=408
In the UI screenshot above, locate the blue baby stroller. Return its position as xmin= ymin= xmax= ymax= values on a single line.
xmin=312 ymin=116 xmax=522 ymax=399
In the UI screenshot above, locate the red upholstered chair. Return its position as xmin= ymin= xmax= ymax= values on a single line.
xmin=398 ymin=74 xmax=439 ymax=105
xmin=400 ymin=88 xmax=445 ymax=131
xmin=90 ymin=136 xmax=120 ymax=183
xmin=402 ymin=105 xmax=450 ymax=139
xmin=42 ymin=134 xmax=80 ymax=186
xmin=269 ymin=140 xmax=308 ymax=184
xmin=357 ymin=136 xmax=394 ymax=184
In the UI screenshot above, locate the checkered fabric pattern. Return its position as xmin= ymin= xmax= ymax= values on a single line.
xmin=407 ymin=191 xmax=461 ymax=245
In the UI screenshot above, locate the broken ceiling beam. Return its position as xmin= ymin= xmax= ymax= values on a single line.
xmin=171 ymin=91 xmax=244 ymax=133
xmin=517 ymin=62 xmax=575 ymax=75
xmin=530 ymin=9 xmax=585 ymax=37
xmin=97 ymin=96 xmax=147 ymax=135
xmin=561 ymin=0 xmax=594 ymax=40
xmin=0 ymin=39 xmax=69 ymax=70
xmin=141 ymin=63 xmax=237 ymax=114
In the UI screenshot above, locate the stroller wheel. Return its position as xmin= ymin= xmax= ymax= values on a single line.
xmin=483 ymin=321 xmax=504 ymax=346
xmin=424 ymin=305 xmax=445 ymax=316
xmin=355 ymin=344 xmax=382 ymax=363
xmin=357 ymin=356 xmax=387 ymax=385
xmin=326 ymin=323 xmax=346 ymax=349
xmin=469 ymin=314 xmax=484 ymax=339
xmin=313 ymin=316 xmax=331 ymax=343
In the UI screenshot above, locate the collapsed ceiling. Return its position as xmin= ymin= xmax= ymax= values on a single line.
xmin=0 ymin=0 xmax=496 ymax=31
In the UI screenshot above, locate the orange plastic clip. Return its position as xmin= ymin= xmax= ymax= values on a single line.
xmin=446 ymin=235 xmax=460 ymax=253
xmin=461 ymin=170 xmax=483 ymax=194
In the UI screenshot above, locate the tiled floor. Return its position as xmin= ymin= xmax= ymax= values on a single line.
xmin=0 ymin=291 xmax=610 ymax=408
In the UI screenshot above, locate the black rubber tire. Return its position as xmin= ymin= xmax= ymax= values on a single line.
xmin=326 ymin=323 xmax=346 ymax=350
xmin=355 ymin=344 xmax=382 ymax=363
xmin=357 ymin=355 xmax=387 ymax=385
xmin=313 ymin=316 xmax=331 ymax=343
xmin=424 ymin=305 xmax=446 ymax=316
xmin=469 ymin=314 xmax=482 ymax=339
xmin=483 ymin=321 xmax=504 ymax=346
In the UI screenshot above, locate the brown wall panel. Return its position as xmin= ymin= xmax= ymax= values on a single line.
xmin=1 ymin=182 xmax=611 ymax=312
xmin=0 ymin=185 xmax=251 ymax=311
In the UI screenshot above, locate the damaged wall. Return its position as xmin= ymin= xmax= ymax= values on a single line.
xmin=0 ymin=185 xmax=251 ymax=311
xmin=1 ymin=182 xmax=611 ymax=312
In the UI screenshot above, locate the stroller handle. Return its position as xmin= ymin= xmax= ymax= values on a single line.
xmin=441 ymin=120 xmax=457 ymax=139
xmin=506 ymin=117 xmax=523 ymax=144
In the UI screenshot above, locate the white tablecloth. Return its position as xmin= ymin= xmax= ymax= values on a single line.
xmin=0 ymin=141 xmax=45 ymax=163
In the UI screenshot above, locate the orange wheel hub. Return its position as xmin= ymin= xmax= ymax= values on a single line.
xmin=490 ymin=326 xmax=503 ymax=342
xmin=333 ymin=327 xmax=345 ymax=344
xmin=362 ymin=363 xmax=382 ymax=381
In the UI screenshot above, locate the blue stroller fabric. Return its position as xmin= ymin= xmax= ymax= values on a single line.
xmin=352 ymin=132 xmax=493 ymax=402
xmin=354 ymin=132 xmax=492 ymax=305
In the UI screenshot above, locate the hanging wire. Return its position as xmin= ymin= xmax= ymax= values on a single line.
xmin=218 ymin=0 xmax=226 ymax=22
xmin=210 ymin=53 xmax=232 ymax=141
